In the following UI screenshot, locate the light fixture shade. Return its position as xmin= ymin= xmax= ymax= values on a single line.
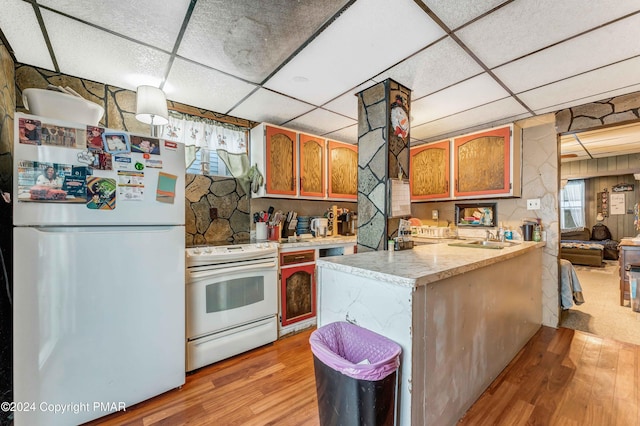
xmin=634 ymin=173 xmax=640 ymax=181
xmin=596 ymin=213 xmax=604 ymax=222
xmin=135 ymin=85 xmax=169 ymax=126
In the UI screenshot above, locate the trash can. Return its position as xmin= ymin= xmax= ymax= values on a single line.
xmin=629 ymin=267 xmax=640 ymax=312
xmin=310 ymin=321 xmax=401 ymax=426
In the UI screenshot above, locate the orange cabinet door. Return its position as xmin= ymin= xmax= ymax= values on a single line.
xmin=265 ymin=125 xmax=297 ymax=196
xmin=453 ymin=126 xmax=511 ymax=197
xmin=410 ymin=140 xmax=450 ymax=200
xmin=280 ymin=263 xmax=316 ymax=326
xmin=328 ymin=141 xmax=357 ymax=200
xmin=299 ymin=133 xmax=325 ymax=198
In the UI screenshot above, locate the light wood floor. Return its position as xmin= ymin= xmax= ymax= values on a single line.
xmin=85 ymin=326 xmax=640 ymax=426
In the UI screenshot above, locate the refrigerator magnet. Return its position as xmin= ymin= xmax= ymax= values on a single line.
xmin=18 ymin=118 xmax=41 ymax=145
xmin=164 ymin=140 xmax=177 ymax=151
xmin=145 ymin=159 xmax=163 ymax=168
xmin=86 ymin=126 xmax=105 ymax=150
xmin=156 ymin=172 xmax=177 ymax=204
xmin=113 ymin=155 xmax=133 ymax=170
xmin=131 ymin=136 xmax=161 ymax=155
xmin=86 ymin=177 xmax=116 ymax=210
xmin=102 ymin=132 xmax=130 ymax=155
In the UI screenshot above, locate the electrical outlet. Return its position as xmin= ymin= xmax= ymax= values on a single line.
xmin=432 ymin=210 xmax=439 ymax=220
xmin=526 ymin=199 xmax=541 ymax=210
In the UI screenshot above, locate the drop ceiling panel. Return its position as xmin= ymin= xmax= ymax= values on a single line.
xmin=411 ymin=97 xmax=530 ymax=142
xmin=322 ymin=81 xmax=376 ymax=119
xmin=518 ymin=56 xmax=640 ymax=112
xmin=561 ymin=122 xmax=640 ymax=161
xmin=324 ymin=124 xmax=358 ymax=144
xmin=410 ymin=73 xmax=510 ymax=125
xmin=42 ymin=10 xmax=170 ymax=89
xmin=177 ymin=0 xmax=350 ymax=84
xmin=494 ymin=13 xmax=640 ymax=93
xmin=263 ymin=0 xmax=445 ymax=106
xmin=165 ymin=58 xmax=257 ymax=114
xmin=38 ymin=0 xmax=191 ymax=51
xmin=372 ymin=37 xmax=483 ymax=99
xmin=0 ymin=1 xmax=53 ymax=70
xmin=284 ymin=108 xmax=356 ymax=138
xmin=228 ymin=88 xmax=315 ymax=125
xmin=418 ymin=0 xmax=508 ymax=30
xmin=456 ymin=0 xmax=640 ymax=68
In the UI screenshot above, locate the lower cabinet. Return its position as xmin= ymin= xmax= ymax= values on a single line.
xmin=279 ymin=250 xmax=316 ymax=327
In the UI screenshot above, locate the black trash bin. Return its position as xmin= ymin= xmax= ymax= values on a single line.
xmin=310 ymin=321 xmax=401 ymax=426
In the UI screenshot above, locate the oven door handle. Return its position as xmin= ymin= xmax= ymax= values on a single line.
xmin=187 ymin=261 xmax=277 ymax=280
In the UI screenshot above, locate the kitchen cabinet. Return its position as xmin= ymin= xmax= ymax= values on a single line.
xmin=299 ymin=133 xmax=325 ymax=198
xmin=265 ymin=125 xmax=297 ymax=196
xmin=327 ymin=140 xmax=358 ymax=200
xmin=279 ymin=250 xmax=316 ymax=327
xmin=452 ymin=125 xmax=521 ymax=199
xmin=410 ymin=140 xmax=450 ymax=200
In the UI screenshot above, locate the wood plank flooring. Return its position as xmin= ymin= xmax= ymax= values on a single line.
xmin=85 ymin=326 xmax=640 ymax=426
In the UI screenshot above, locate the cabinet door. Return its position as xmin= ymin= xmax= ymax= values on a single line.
xmin=299 ymin=133 xmax=325 ymax=198
xmin=266 ymin=125 xmax=297 ymax=196
xmin=453 ymin=126 xmax=511 ymax=197
xmin=280 ymin=263 xmax=316 ymax=326
xmin=410 ymin=141 xmax=450 ymax=200
xmin=328 ymin=141 xmax=357 ymax=200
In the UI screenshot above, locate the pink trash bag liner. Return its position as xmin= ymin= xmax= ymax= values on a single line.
xmin=310 ymin=321 xmax=401 ymax=381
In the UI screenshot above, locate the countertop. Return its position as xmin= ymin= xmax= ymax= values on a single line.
xmin=316 ymin=240 xmax=545 ymax=288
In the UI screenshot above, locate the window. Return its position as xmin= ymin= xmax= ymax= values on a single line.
xmin=560 ymin=180 xmax=585 ymax=230
xmin=185 ymin=147 xmax=230 ymax=176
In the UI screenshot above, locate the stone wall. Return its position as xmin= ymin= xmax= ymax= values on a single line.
xmin=555 ymin=90 xmax=640 ymax=133
xmin=185 ymin=174 xmax=250 ymax=245
xmin=16 ymin=64 xmax=254 ymax=243
xmin=0 ymin=42 xmax=14 ymax=426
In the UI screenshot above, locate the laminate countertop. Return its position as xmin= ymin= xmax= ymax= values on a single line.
xmin=316 ymin=240 xmax=545 ymax=288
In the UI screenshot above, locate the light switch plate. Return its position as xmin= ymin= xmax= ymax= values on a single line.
xmin=432 ymin=210 xmax=438 ymax=220
xmin=526 ymin=199 xmax=541 ymax=210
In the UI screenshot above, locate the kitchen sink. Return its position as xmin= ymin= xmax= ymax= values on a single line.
xmin=448 ymin=240 xmax=518 ymax=249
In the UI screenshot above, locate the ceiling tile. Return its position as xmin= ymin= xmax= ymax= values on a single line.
xmin=418 ymin=0 xmax=508 ymax=30
xmin=284 ymin=108 xmax=356 ymax=138
xmin=177 ymin=0 xmax=351 ymax=84
xmin=0 ymin=1 xmax=53 ymax=70
xmin=410 ymin=73 xmax=510 ymax=125
xmin=494 ymin=13 xmax=640 ymax=93
xmin=534 ymin=82 xmax=640 ymax=116
xmin=228 ymin=88 xmax=315 ymax=125
xmin=263 ymin=0 xmax=445 ymax=105
xmin=518 ymin=56 xmax=640 ymax=112
xmin=411 ymin=97 xmax=530 ymax=142
xmin=372 ymin=37 xmax=483 ymax=99
xmin=38 ymin=0 xmax=191 ymax=51
xmin=324 ymin=124 xmax=358 ymax=144
xmin=456 ymin=0 xmax=640 ymax=68
xmin=41 ymin=10 xmax=170 ymax=89
xmin=322 ymin=80 xmax=377 ymax=119
xmin=165 ymin=58 xmax=257 ymax=114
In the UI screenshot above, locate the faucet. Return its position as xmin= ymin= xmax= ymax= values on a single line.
xmin=485 ymin=230 xmax=503 ymax=242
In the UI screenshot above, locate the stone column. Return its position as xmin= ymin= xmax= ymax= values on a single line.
xmin=356 ymin=79 xmax=411 ymax=252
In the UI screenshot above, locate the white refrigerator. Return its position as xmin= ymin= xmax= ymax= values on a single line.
xmin=12 ymin=113 xmax=186 ymax=425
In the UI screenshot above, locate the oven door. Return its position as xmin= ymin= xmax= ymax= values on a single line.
xmin=186 ymin=259 xmax=277 ymax=340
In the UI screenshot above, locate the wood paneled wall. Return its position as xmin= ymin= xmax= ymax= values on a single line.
xmin=562 ymin=153 xmax=640 ymax=241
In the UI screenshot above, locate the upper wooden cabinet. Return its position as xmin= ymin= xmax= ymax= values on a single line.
xmin=299 ymin=133 xmax=325 ymax=198
xmin=265 ymin=125 xmax=297 ymax=196
xmin=250 ymin=124 xmax=356 ymax=200
xmin=410 ymin=140 xmax=450 ymax=201
xmin=328 ymin=141 xmax=358 ymax=200
xmin=453 ymin=125 xmax=520 ymax=198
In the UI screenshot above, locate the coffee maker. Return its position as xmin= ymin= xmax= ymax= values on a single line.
xmin=337 ymin=212 xmax=357 ymax=236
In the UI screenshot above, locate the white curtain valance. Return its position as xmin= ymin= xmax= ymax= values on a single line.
xmin=162 ymin=113 xmax=247 ymax=154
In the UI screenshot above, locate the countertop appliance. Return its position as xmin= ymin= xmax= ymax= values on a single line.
xmin=337 ymin=212 xmax=357 ymax=236
xmin=185 ymin=242 xmax=278 ymax=372
xmin=12 ymin=113 xmax=186 ymax=426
